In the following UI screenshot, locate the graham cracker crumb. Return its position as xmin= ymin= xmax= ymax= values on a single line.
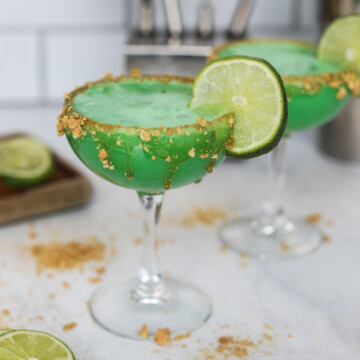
xmin=336 ymin=87 xmax=347 ymax=100
xmin=182 ymin=206 xmax=228 ymax=227
xmin=63 ymin=322 xmax=77 ymax=332
xmin=173 ymin=333 xmax=191 ymax=341
xmin=31 ymin=237 xmax=104 ymax=272
xmin=133 ymin=237 xmax=142 ymax=246
xmin=99 ymin=149 xmax=108 ymax=161
xmin=130 ymin=68 xmax=141 ymax=77
xmin=279 ymin=242 xmax=290 ymax=252
xmin=139 ymin=324 xmax=149 ymax=339
xmin=104 ymin=73 xmax=116 ymax=81
xmin=323 ymin=234 xmax=331 ymax=244
xmin=188 ymin=148 xmax=196 ymax=158
xmin=96 ymin=267 xmax=106 ymax=275
xmin=2 ymin=310 xmax=10 ymax=316
xmin=62 ymin=281 xmax=70 ymax=289
xmin=306 ymin=213 xmax=322 ymax=225
xmin=263 ymin=324 xmax=274 ymax=331
xmin=140 ymin=128 xmax=151 ymax=142
xmin=262 ymin=333 xmax=273 ymax=341
xmin=154 ymin=327 xmax=171 ymax=346
xmin=220 ymin=245 xmax=228 ymax=254
xmin=88 ymin=277 xmax=102 ymax=284
xmin=196 ymin=117 xmax=208 ymax=128
xmin=176 ymin=126 xmax=184 ymax=135
xmin=165 ymin=156 xmax=171 ymax=162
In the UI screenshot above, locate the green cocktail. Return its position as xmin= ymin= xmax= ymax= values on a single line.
xmin=212 ymin=40 xmax=359 ymax=131
xmin=213 ymin=38 xmax=360 ymax=259
xmin=58 ymin=74 xmax=233 ymax=193
xmin=57 ymin=57 xmax=288 ymax=339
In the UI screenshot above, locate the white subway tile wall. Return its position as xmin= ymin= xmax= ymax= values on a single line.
xmin=0 ymin=34 xmax=39 ymax=102
xmin=0 ymin=0 xmax=317 ymax=106
xmin=0 ymin=0 xmax=125 ymax=26
xmin=46 ymin=32 xmax=126 ymax=101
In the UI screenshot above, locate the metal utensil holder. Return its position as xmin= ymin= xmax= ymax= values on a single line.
xmin=124 ymin=0 xmax=256 ymax=76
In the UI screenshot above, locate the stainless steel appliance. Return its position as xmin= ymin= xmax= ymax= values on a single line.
xmin=124 ymin=0 xmax=256 ymax=76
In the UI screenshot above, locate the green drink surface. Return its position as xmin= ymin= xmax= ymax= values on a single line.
xmin=217 ymin=40 xmax=350 ymax=131
xmin=73 ymin=80 xmax=220 ymax=128
xmin=218 ymin=41 xmax=344 ymax=76
xmin=66 ymin=77 xmax=233 ymax=193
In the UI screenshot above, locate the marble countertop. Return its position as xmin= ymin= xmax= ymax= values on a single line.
xmin=0 ymin=107 xmax=359 ymax=360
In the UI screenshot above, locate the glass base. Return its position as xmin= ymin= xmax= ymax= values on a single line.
xmin=219 ymin=216 xmax=322 ymax=260
xmin=89 ymin=277 xmax=212 ymax=339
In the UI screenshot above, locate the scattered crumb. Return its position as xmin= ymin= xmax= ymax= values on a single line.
xmin=63 ymin=322 xmax=77 ymax=332
xmin=133 ymin=237 xmax=142 ymax=246
xmin=240 ymin=253 xmax=248 ymax=259
xmin=240 ymin=262 xmax=247 ymax=269
xmin=220 ymin=245 xmax=228 ymax=254
xmin=262 ymin=333 xmax=273 ymax=341
xmin=305 ymin=213 xmax=322 ymax=225
xmin=154 ymin=328 xmax=171 ymax=346
xmin=130 ymin=68 xmax=141 ymax=77
xmin=326 ymin=219 xmax=334 ymax=227
xmin=336 ymin=87 xmax=347 ymax=100
xmin=96 ymin=267 xmax=106 ymax=275
xmin=263 ymin=324 xmax=274 ymax=331
xmin=279 ymin=242 xmax=290 ymax=252
xmin=31 ymin=237 xmax=105 ymax=272
xmin=188 ymin=148 xmax=196 ymax=158
xmin=173 ymin=333 xmax=191 ymax=341
xmin=88 ymin=277 xmax=102 ymax=284
xmin=49 ymin=293 xmax=56 ymax=299
xmin=288 ymin=334 xmax=293 ymax=339
xmin=62 ymin=281 xmax=70 ymax=289
xmin=181 ymin=206 xmax=228 ymax=227
xmin=2 ymin=310 xmax=10 ymax=316
xmin=221 ymin=325 xmax=230 ymax=330
xmin=139 ymin=324 xmax=149 ymax=339
xmin=323 ymin=234 xmax=331 ymax=244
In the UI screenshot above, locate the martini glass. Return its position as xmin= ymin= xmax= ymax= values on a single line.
xmin=57 ymin=74 xmax=234 ymax=339
xmin=212 ymin=39 xmax=359 ymax=259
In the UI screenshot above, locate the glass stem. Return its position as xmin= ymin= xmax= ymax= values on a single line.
xmin=132 ymin=192 xmax=169 ymax=304
xmin=252 ymin=139 xmax=289 ymax=235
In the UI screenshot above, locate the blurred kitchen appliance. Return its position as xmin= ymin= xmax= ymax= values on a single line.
xmin=319 ymin=0 xmax=360 ymax=160
xmin=124 ymin=0 xmax=256 ymax=76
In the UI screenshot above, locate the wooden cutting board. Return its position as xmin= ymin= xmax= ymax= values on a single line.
xmin=0 ymin=134 xmax=92 ymax=225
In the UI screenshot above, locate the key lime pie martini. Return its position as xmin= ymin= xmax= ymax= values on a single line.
xmin=212 ymin=15 xmax=360 ymax=258
xmin=57 ymin=57 xmax=287 ymax=338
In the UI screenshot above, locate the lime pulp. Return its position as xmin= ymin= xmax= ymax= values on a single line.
xmin=0 ymin=330 xmax=75 ymax=360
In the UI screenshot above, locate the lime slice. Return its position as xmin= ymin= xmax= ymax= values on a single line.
xmin=318 ymin=15 xmax=360 ymax=73
xmin=0 ymin=137 xmax=54 ymax=188
xmin=0 ymin=330 xmax=75 ymax=360
xmin=189 ymin=56 xmax=287 ymax=158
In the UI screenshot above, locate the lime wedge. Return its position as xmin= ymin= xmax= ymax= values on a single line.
xmin=0 ymin=137 xmax=54 ymax=188
xmin=0 ymin=330 xmax=75 ymax=360
xmin=189 ymin=56 xmax=287 ymax=158
xmin=318 ymin=15 xmax=360 ymax=73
